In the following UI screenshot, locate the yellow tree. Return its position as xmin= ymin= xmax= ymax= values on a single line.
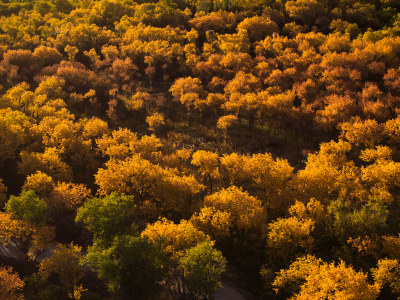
xmin=237 ymin=16 xmax=279 ymax=42
xmin=384 ymin=116 xmax=400 ymax=145
xmin=218 ymin=29 xmax=250 ymax=54
xmin=221 ymin=153 xmax=293 ymax=217
xmin=223 ymin=72 xmax=262 ymax=130
xmin=339 ymin=117 xmax=384 ymax=148
xmin=96 ymin=128 xmax=162 ymax=161
xmin=22 ymin=171 xmax=54 ymax=199
xmin=273 ymin=255 xmax=379 ymax=299
xmin=267 ymin=216 xmax=314 ymax=263
xmin=169 ymin=77 xmax=206 ymax=124
xmin=315 ymin=94 xmax=357 ymax=131
xmin=50 ymin=182 xmax=91 ymax=211
xmin=285 ymin=0 xmax=327 ymax=27
xmin=191 ymin=150 xmax=220 ymax=194
xmin=217 ymin=114 xmax=237 ymax=147
xmin=80 ymin=117 xmax=109 ymax=150
xmin=142 ymin=219 xmax=211 ymax=258
xmin=372 ymin=258 xmax=400 ymax=297
xmin=0 ymin=108 xmax=31 ymax=165
xmin=18 ymin=148 xmax=73 ymax=182
xmin=382 ymin=234 xmax=400 ymax=260
xmin=0 ymin=266 xmax=25 ymax=300
xmin=189 ymin=11 xmax=237 ymax=35
xmin=96 ymin=128 xmax=140 ymax=160
xmin=360 ymin=146 xmax=400 ymax=203
xmin=146 ymin=112 xmax=165 ymax=132
xmin=141 ymin=218 xmax=212 ymax=295
xmin=95 ymin=155 xmax=203 ymax=216
xmin=39 ymin=243 xmax=85 ymax=298
xmin=34 ymin=76 xmax=66 ymax=101
xmin=191 ymin=186 xmax=266 ymax=242
xmin=122 ymin=91 xmax=151 ymax=112
xmin=31 ymin=116 xmax=100 ymax=180
xmin=0 ymin=212 xmax=55 ymax=261
xmin=293 ymin=140 xmax=366 ymax=204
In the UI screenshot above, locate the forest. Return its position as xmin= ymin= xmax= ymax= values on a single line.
xmin=1 ymin=0 xmax=400 ymax=299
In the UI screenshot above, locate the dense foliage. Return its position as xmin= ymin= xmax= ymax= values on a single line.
xmin=0 ymin=0 xmax=400 ymax=299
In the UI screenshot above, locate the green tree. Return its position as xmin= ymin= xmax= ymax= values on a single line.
xmin=75 ymin=193 xmax=136 ymax=240
xmin=84 ymin=234 xmax=169 ymax=299
xmin=180 ymin=242 xmax=226 ymax=300
xmin=5 ymin=190 xmax=48 ymax=226
xmin=328 ymin=198 xmax=388 ymax=241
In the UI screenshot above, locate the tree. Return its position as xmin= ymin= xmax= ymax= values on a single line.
xmin=81 ymin=117 xmax=109 ymax=143
xmin=180 ymin=242 xmax=226 ymax=300
xmin=22 ymin=172 xmax=54 ymax=199
xmin=360 ymin=147 xmax=400 ymax=194
xmin=191 ymin=150 xmax=220 ymax=194
xmin=39 ymin=243 xmax=85 ymax=298
xmin=191 ymin=186 xmax=266 ymax=240
xmin=0 ymin=178 xmax=8 ymax=207
xmin=224 ymin=72 xmax=261 ymax=96
xmin=372 ymin=258 xmax=400 ymax=298
xmin=339 ymin=117 xmax=384 ymax=148
xmin=267 ymin=216 xmax=314 ymax=263
xmin=189 ymin=11 xmax=238 ymax=35
xmin=384 ymin=116 xmax=400 ymax=145
xmin=0 ymin=212 xmax=55 ymax=261
xmin=217 ymin=114 xmax=237 ymax=146
xmin=1 ymin=50 xmax=37 ymax=83
xmin=220 ymin=153 xmax=293 ymax=216
xmin=53 ymin=23 xmax=114 ymax=52
xmin=218 ymin=29 xmax=251 ymax=54
xmin=95 ymin=155 xmax=203 ymax=215
xmin=223 ymin=72 xmax=262 ymax=129
xmin=328 ymin=198 xmax=388 ymax=242
xmin=18 ymin=148 xmax=73 ymax=183
xmin=146 ymin=112 xmax=165 ymax=132
xmin=382 ymin=234 xmax=400 ymax=260
xmin=0 ymin=266 xmax=25 ymax=300
xmin=273 ymin=255 xmax=379 ymax=299
xmin=320 ymin=33 xmax=351 ymax=54
xmin=5 ymin=190 xmax=48 ymax=226
xmin=64 ymin=45 xmax=79 ymax=62
xmin=0 ymin=108 xmax=31 ymax=165
xmin=122 ymin=91 xmax=150 ymax=112
xmin=76 ymin=191 xmax=169 ymax=298
xmin=33 ymin=46 xmax=63 ymax=68
xmin=285 ymin=0 xmax=327 ymax=27
xmin=96 ymin=128 xmax=162 ymax=161
xmin=90 ymin=0 xmax=135 ymax=28
xmin=237 ymin=17 xmax=279 ymax=42
xmin=34 ymin=76 xmax=66 ymax=101
xmin=141 ymin=219 xmax=222 ymax=297
xmin=257 ymin=91 xmax=297 ymax=130
xmin=84 ymin=234 xmax=169 ymax=299
xmin=142 ymin=219 xmax=211 ymax=258
xmin=213 ymin=0 xmax=240 ymax=11
xmin=50 ymin=182 xmax=91 ymax=211
xmin=169 ymin=77 xmax=206 ymax=122
xmin=293 ymin=140 xmax=364 ymax=203
xmin=76 ymin=193 xmax=136 ymax=240
xmin=315 ymin=94 xmax=357 ymax=131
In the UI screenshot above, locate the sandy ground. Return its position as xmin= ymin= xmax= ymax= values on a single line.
xmin=214 ymin=280 xmax=251 ymax=300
